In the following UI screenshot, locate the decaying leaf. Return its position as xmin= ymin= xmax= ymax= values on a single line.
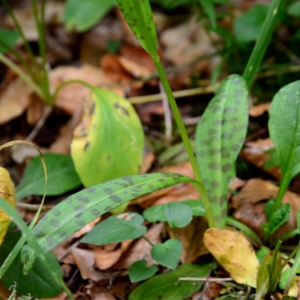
xmin=204 ymin=228 xmax=259 ymax=287
xmin=0 ymin=167 xmax=16 ymax=245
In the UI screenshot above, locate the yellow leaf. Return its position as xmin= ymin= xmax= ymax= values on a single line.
xmin=204 ymin=228 xmax=259 ymax=287
xmin=0 ymin=167 xmax=16 ymax=245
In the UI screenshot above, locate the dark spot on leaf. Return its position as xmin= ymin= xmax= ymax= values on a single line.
xmin=212 ymin=106 xmax=221 ymax=113
xmin=51 ymin=209 xmax=62 ymax=217
xmin=35 ymin=231 xmax=45 ymax=238
xmin=105 ymin=206 xmax=112 ymax=211
xmin=90 ymin=102 xmax=95 ymax=115
xmin=210 ymin=180 xmax=220 ymax=188
xmin=207 ymin=149 xmax=220 ymax=156
xmin=110 ymin=194 xmax=122 ymax=203
xmin=75 ymin=212 xmax=83 ymax=218
xmin=49 ymin=219 xmax=61 ymax=228
xmin=76 ymin=195 xmax=90 ymax=203
xmin=104 ymin=187 xmax=114 ymax=195
xmin=106 ymin=155 xmax=111 ymax=162
xmin=46 ymin=236 xmax=54 ymax=246
xmin=222 ymin=163 xmax=232 ymax=172
xmin=86 ymin=187 xmax=96 ymax=194
xmin=224 ymin=107 xmax=236 ymax=114
xmin=114 ymin=182 xmax=128 ymax=188
xmin=157 ymin=178 xmax=164 ymax=182
xmin=74 ymin=205 xmax=85 ymax=212
xmin=207 ymin=129 xmax=218 ymax=136
xmin=231 ymin=144 xmax=240 ymax=151
xmin=114 ymin=102 xmax=129 ymax=117
xmin=75 ymin=219 xmax=86 ymax=227
xmin=197 ymin=150 xmax=206 ymax=157
xmin=59 ymin=232 xmax=69 ymax=240
xmin=91 ymin=208 xmax=100 ymax=216
xmin=84 ymin=141 xmax=90 ymax=151
xmin=222 ymin=133 xmax=232 ymax=139
xmin=208 ymin=162 xmax=221 ymax=170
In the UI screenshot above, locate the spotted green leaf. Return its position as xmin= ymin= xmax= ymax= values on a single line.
xmin=21 ymin=173 xmax=197 ymax=269
xmin=269 ymin=81 xmax=300 ymax=209
xmin=71 ymin=88 xmax=144 ymax=188
xmin=116 ymin=0 xmax=158 ymax=57
xmin=196 ymin=74 xmax=249 ymax=228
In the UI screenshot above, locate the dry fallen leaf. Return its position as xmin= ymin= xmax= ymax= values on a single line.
xmin=249 ymin=102 xmax=271 ymax=117
xmin=204 ymin=228 xmax=259 ymax=288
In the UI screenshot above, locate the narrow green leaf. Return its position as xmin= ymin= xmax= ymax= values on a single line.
xmin=268 ymin=204 xmax=290 ymax=236
xmin=129 ymin=260 xmax=158 ymax=283
xmin=129 ymin=263 xmax=211 ymax=300
xmin=165 ymin=202 xmax=193 ymax=228
xmin=198 ymin=0 xmax=216 ymax=29
xmin=0 ymin=230 xmax=62 ymax=298
xmin=116 ymin=0 xmax=158 ymax=56
xmin=64 ymin=0 xmax=116 ymax=32
xmin=71 ymin=88 xmax=144 ymax=188
xmin=0 ymin=30 xmax=20 ymax=53
xmin=21 ymin=173 xmax=195 ymax=260
xmin=16 ymin=154 xmax=81 ymax=199
xmin=80 ymin=212 xmax=146 ymax=245
xmin=151 ymin=239 xmax=182 ymax=270
xmin=196 ymin=74 xmax=249 ymax=228
xmin=269 ymin=81 xmax=300 ymax=196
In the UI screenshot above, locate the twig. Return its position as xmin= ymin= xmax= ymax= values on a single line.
xmin=159 ymin=81 xmax=172 ymax=143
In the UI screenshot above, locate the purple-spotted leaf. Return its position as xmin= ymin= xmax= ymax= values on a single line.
xmin=129 ymin=260 xmax=158 ymax=283
xmin=151 ymin=239 xmax=182 ymax=270
xmin=80 ymin=212 xmax=146 ymax=245
xmin=269 ymin=81 xmax=300 ymax=198
xmin=196 ymin=74 xmax=249 ymax=228
xmin=21 ymin=173 xmax=195 ymax=264
xmin=116 ymin=0 xmax=158 ymax=56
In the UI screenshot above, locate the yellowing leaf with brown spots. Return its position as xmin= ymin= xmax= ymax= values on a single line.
xmin=204 ymin=228 xmax=259 ymax=287
xmin=0 ymin=167 xmax=16 ymax=245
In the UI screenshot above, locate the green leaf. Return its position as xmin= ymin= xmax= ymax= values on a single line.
xmin=198 ymin=0 xmax=216 ymax=29
xmin=269 ymin=80 xmax=300 ymax=191
xmin=21 ymin=173 xmax=195 ymax=264
xmin=165 ymin=202 xmax=193 ymax=228
xmin=0 ymin=30 xmax=20 ymax=53
xmin=116 ymin=0 xmax=158 ymax=56
xmin=0 ymin=230 xmax=62 ymax=298
xmin=129 ymin=263 xmax=211 ymax=300
xmin=16 ymin=153 xmax=81 ymax=199
xmin=151 ymin=239 xmax=182 ymax=270
xmin=268 ymin=204 xmax=290 ymax=236
xmin=287 ymin=1 xmax=300 ymax=17
xmin=63 ymin=0 xmax=116 ymax=32
xmin=81 ymin=212 xmax=146 ymax=245
xmin=234 ymin=5 xmax=269 ymax=44
xmin=71 ymin=88 xmax=144 ymax=188
xmin=143 ymin=200 xmax=205 ymax=223
xmin=196 ymin=74 xmax=249 ymax=228
xmin=129 ymin=260 xmax=158 ymax=283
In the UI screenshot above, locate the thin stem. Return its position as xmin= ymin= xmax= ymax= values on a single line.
xmin=142 ymin=236 xmax=154 ymax=247
xmin=243 ymin=0 xmax=283 ymax=87
xmin=153 ymin=59 xmax=215 ymax=227
xmin=0 ymin=53 xmax=45 ymax=99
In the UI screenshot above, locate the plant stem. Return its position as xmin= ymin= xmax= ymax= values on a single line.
xmin=243 ymin=0 xmax=283 ymax=87
xmin=142 ymin=236 xmax=154 ymax=247
xmin=0 ymin=53 xmax=45 ymax=99
xmin=153 ymin=59 xmax=215 ymax=227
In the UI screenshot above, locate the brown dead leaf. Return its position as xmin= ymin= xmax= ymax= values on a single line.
xmin=192 ymin=281 xmax=223 ymax=300
xmin=232 ymin=179 xmax=300 ymax=238
xmin=167 ymin=216 xmax=209 ymax=263
xmin=27 ymin=94 xmax=45 ymax=125
xmin=204 ymin=228 xmax=259 ymax=287
xmin=113 ymin=223 xmax=164 ymax=270
xmin=94 ymin=240 xmax=133 ymax=270
xmin=249 ymin=102 xmax=271 ymax=117
xmin=42 ymin=291 xmax=68 ymax=300
xmin=241 ymin=138 xmax=281 ymax=179
xmin=71 ymin=248 xmax=107 ymax=281
xmin=0 ymin=77 xmax=32 ymax=124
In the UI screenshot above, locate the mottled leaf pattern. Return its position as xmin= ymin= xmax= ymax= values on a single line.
xmin=21 ymin=173 xmax=193 ymax=262
xmin=116 ymin=0 xmax=157 ymax=56
xmin=196 ymin=74 xmax=249 ymax=228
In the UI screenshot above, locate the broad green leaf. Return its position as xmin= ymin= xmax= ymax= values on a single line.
xmin=80 ymin=212 xmax=146 ymax=245
xmin=0 ymin=30 xmax=19 ymax=53
xmin=165 ymin=202 xmax=193 ymax=228
xmin=116 ymin=0 xmax=158 ymax=56
xmin=266 ymin=203 xmax=290 ymax=237
xmin=0 ymin=230 xmax=62 ymax=298
xmin=21 ymin=173 xmax=196 ymax=264
xmin=129 ymin=260 xmax=158 ymax=283
xmin=269 ymin=81 xmax=300 ymax=190
xmin=143 ymin=200 xmax=205 ymax=223
xmin=234 ymin=5 xmax=269 ymax=44
xmin=16 ymin=154 xmax=81 ymax=199
xmin=204 ymin=228 xmax=259 ymax=287
xmin=196 ymin=74 xmax=249 ymax=228
xmin=287 ymin=1 xmax=300 ymax=17
xmin=64 ymin=0 xmax=115 ymax=32
xmin=129 ymin=263 xmax=211 ymax=300
xmin=71 ymin=88 xmax=144 ymax=188
xmin=279 ymin=269 xmax=298 ymax=297
xmin=151 ymin=239 xmax=182 ymax=270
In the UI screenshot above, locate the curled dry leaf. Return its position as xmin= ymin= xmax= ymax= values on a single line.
xmin=232 ymin=179 xmax=300 ymax=238
xmin=249 ymin=102 xmax=271 ymax=117
xmin=204 ymin=228 xmax=259 ymax=288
